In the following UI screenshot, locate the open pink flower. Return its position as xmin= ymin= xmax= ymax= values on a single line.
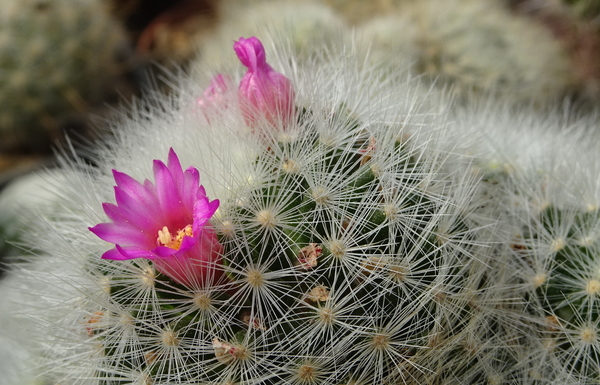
xmin=89 ymin=148 xmax=222 ymax=287
xmin=234 ymin=36 xmax=295 ymax=129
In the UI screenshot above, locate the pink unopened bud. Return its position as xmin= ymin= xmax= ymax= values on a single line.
xmin=234 ymin=37 xmax=295 ymax=130
xmin=197 ymin=74 xmax=231 ymax=111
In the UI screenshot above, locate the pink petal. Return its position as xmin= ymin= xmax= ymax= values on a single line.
xmin=89 ymin=223 xmax=152 ymax=247
xmin=178 ymin=235 xmax=197 ymax=252
xmin=102 ymin=202 xmax=125 ymax=223
xmin=144 ymin=179 xmax=157 ymax=195
xmin=153 ymin=160 xmax=187 ymax=225
xmin=113 ymin=170 xmax=158 ymax=208
xmin=101 ymin=248 xmax=130 ymax=260
xmin=234 ymin=37 xmax=268 ymax=71
xmin=102 ymin=202 xmax=158 ymax=232
xmin=114 ymin=186 xmax=164 ymax=229
xmin=193 ymin=197 xmax=219 ymax=233
xmin=116 ymin=245 xmax=157 ymax=260
xmin=182 ymin=167 xmax=200 ymax=210
xmin=152 ymin=245 xmax=180 ymax=258
xmin=167 ymin=148 xmax=185 ymax=194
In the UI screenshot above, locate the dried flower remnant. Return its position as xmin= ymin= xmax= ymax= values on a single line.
xmin=89 ymin=148 xmax=222 ymax=287
xmin=212 ymin=338 xmax=250 ymax=364
xmin=297 ymin=243 xmax=323 ymax=270
xmin=306 ymin=285 xmax=331 ymax=303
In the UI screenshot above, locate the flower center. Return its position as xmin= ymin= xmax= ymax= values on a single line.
xmin=157 ymin=225 xmax=193 ymax=250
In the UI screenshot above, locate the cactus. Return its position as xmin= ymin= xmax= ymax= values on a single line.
xmin=527 ymin=200 xmax=600 ymax=381
xmin=0 ymin=273 xmax=43 ymax=385
xmin=502 ymin=166 xmax=600 ymax=382
xmin=0 ymin=34 xmax=564 ymax=385
xmin=358 ymin=0 xmax=576 ymax=105
xmin=0 ymin=0 xmax=125 ymax=152
xmin=455 ymin=101 xmax=600 ymax=383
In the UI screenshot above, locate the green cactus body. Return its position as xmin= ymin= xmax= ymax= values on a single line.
xmin=3 ymin=34 xmax=578 ymax=384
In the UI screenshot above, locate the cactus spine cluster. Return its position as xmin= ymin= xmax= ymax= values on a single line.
xmin=484 ymin=160 xmax=600 ymax=382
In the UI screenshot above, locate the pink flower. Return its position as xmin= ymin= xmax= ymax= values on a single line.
xmin=89 ymin=148 xmax=222 ymax=287
xmin=197 ymin=74 xmax=232 ymax=115
xmin=234 ymin=36 xmax=295 ymax=129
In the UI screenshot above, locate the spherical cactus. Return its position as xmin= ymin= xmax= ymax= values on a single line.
xmin=492 ymin=175 xmax=600 ymax=383
xmin=0 ymin=0 xmax=126 ymax=153
xmin=358 ymin=0 xmax=576 ymax=105
xmin=507 ymin=171 xmax=600 ymax=382
xmin=0 ymin=34 xmax=553 ymax=385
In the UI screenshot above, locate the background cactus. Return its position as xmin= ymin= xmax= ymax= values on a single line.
xmin=358 ymin=0 xmax=576 ymax=105
xmin=519 ymin=188 xmax=600 ymax=382
xmin=0 ymin=170 xmax=67 ymax=273
xmin=0 ymin=0 xmax=126 ymax=153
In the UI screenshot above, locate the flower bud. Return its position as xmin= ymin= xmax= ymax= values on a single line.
xmin=234 ymin=36 xmax=295 ymax=130
xmin=197 ymin=74 xmax=232 ymax=118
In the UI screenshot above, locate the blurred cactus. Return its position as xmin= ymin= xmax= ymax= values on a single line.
xmin=0 ymin=0 xmax=126 ymax=153
xmin=359 ymin=0 xmax=576 ymax=105
xmin=457 ymin=100 xmax=600 ymax=383
xmin=0 ymin=170 xmax=67 ymax=268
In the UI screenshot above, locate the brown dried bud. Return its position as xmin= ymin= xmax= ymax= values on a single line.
xmin=359 ymin=136 xmax=376 ymax=165
xmin=84 ymin=311 xmax=104 ymax=337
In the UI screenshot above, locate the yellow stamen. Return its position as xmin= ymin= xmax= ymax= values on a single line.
xmin=157 ymin=224 xmax=193 ymax=250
